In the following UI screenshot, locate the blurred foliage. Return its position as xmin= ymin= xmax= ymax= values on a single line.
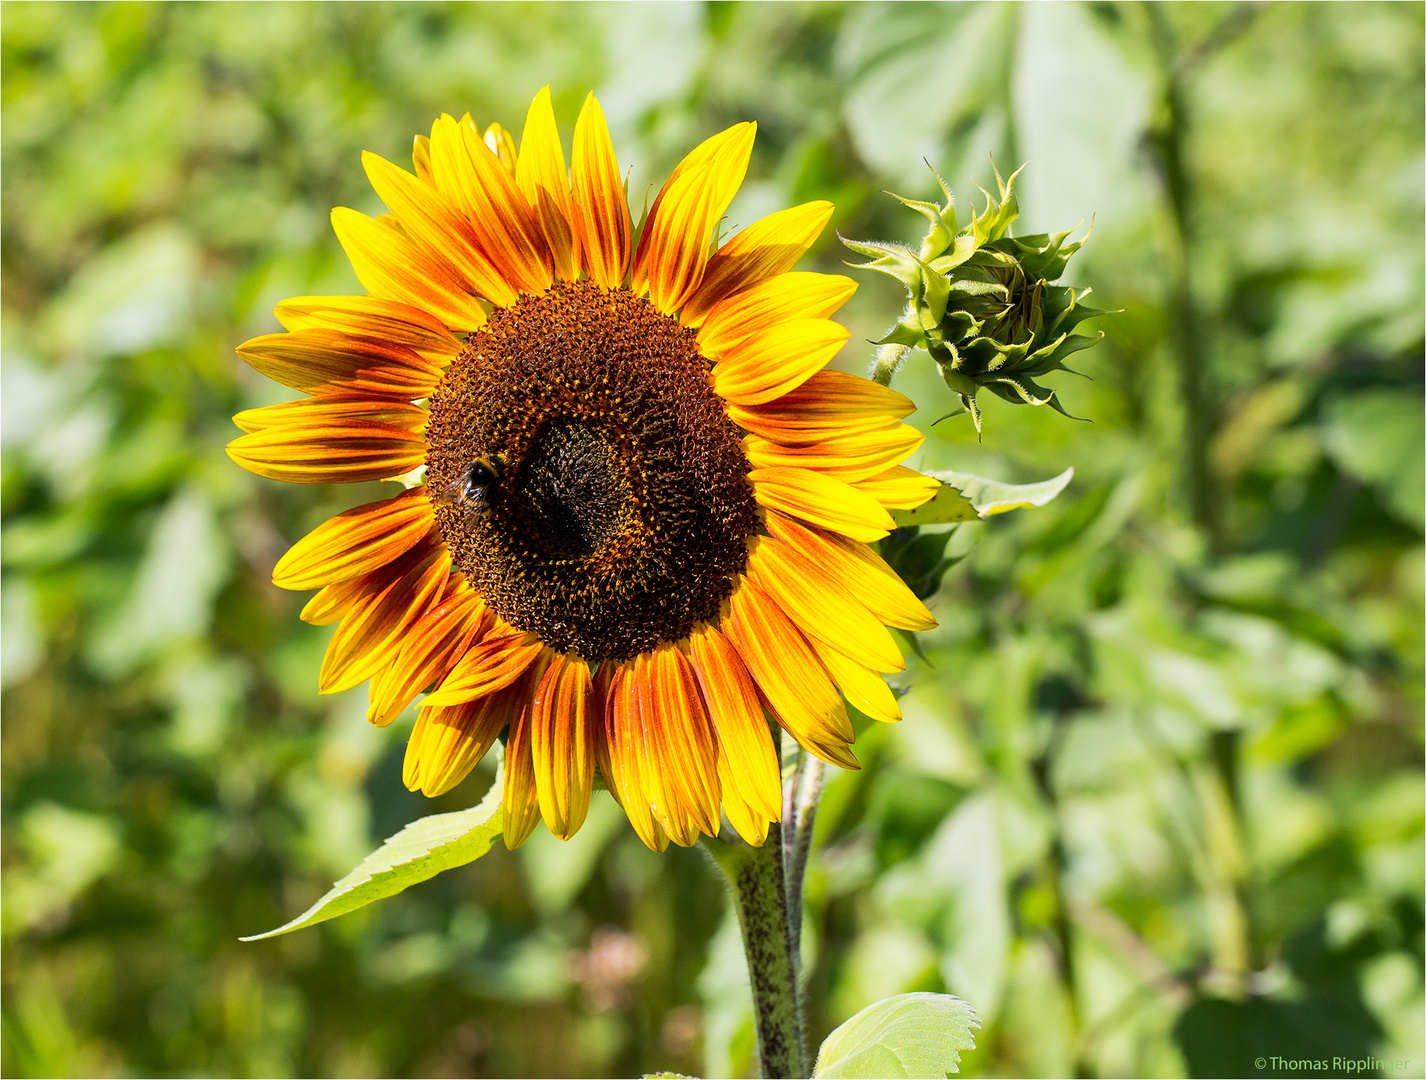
xmin=2 ymin=2 xmax=1422 ymax=1078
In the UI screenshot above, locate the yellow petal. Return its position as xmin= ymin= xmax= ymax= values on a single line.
xmin=569 ymin=93 xmax=631 ymax=290
xmin=710 ymin=318 xmax=849 ymax=406
xmin=681 ymin=201 xmax=834 ymax=327
xmin=272 ymin=487 xmax=434 ymax=589
xmin=749 ymin=466 xmax=896 ymax=543
xmin=728 ymin=370 xmax=916 ymax=446
xmin=698 ymin=272 xmax=857 ymax=360
xmin=632 ymin=123 xmax=755 ymax=314
xmin=330 ymin=207 xmax=488 ymax=330
xmin=516 ymin=86 xmax=578 ymax=280
xmin=741 ymin=423 xmax=924 ymax=483
xmin=530 ymin=653 xmax=596 ymax=840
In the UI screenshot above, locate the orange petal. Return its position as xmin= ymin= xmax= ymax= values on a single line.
xmin=502 ymin=667 xmax=546 ymax=850
xmin=227 ymin=419 xmax=426 ymax=485
xmin=765 ymin=511 xmax=936 ymax=631
xmin=272 ymin=487 xmax=434 ymax=590
xmin=680 ymin=201 xmax=834 ymax=327
xmin=233 ymin=395 xmax=427 ymax=436
xmin=236 ymin=328 xmax=442 ymax=399
xmin=710 ymin=318 xmax=849 ymax=406
xmin=368 ymin=583 xmax=492 ymax=725
xmin=728 ymin=370 xmax=916 ymax=446
xmin=428 ymin=114 xmax=551 ymax=296
xmin=530 ymin=653 xmax=596 ymax=839
xmin=741 ymin=423 xmax=924 ymax=483
xmin=363 ymin=151 xmax=521 ymax=309
xmin=686 ymin=624 xmax=781 ymax=825
xmin=300 ymin=575 xmax=368 ymax=626
xmin=330 ymin=207 xmax=488 ymax=330
xmin=597 ymin=663 xmax=671 ymax=852
xmin=570 ymin=93 xmax=631 ymax=290
xmin=745 ymin=535 xmax=903 ymax=673
xmin=403 ymin=679 xmax=517 ymax=797
xmin=318 ymin=544 xmax=450 ymax=693
xmin=749 ymin=466 xmax=896 ymax=543
xmin=640 ymin=645 xmax=722 ymax=844
xmin=697 ymin=272 xmax=856 ymax=360
xmin=421 ymin=628 xmax=547 ymax=708
xmin=272 ymin=295 xmax=460 ymax=364
xmin=632 ymin=123 xmax=755 ymax=314
xmin=807 ymin=640 xmax=902 ymax=724
xmin=723 ymin=577 xmax=857 ymax=769
xmin=516 ymin=86 xmax=578 ymax=281
xmin=853 ymin=465 xmax=941 ymax=510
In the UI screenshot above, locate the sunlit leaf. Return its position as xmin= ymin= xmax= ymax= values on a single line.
xmin=891 ymin=467 xmax=1072 ymax=525
xmin=241 ymin=758 xmax=504 ymax=941
xmin=814 ymin=992 xmax=980 ymax=1079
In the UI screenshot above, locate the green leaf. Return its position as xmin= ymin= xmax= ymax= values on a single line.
xmin=814 ymin=992 xmax=980 ymax=1078
xmin=891 ymin=467 xmax=1073 ymax=525
xmin=241 ymin=758 xmax=505 ymax=941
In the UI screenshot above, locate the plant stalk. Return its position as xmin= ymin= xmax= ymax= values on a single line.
xmin=706 ymin=825 xmax=807 ymax=1078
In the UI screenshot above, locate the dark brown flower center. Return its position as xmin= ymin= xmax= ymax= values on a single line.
xmin=424 ymin=280 xmax=759 ymax=661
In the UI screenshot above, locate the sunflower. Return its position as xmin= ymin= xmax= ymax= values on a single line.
xmin=229 ymin=88 xmax=939 ymax=852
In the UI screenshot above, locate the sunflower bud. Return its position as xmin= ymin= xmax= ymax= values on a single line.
xmin=845 ymin=163 xmax=1106 ymax=432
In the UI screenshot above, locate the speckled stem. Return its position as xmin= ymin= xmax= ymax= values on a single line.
xmin=705 ymin=824 xmax=806 ymax=1079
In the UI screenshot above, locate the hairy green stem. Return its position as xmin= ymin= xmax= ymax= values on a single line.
xmin=706 ymin=827 xmax=806 ymax=1078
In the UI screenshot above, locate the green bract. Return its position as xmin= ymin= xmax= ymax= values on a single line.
xmin=846 ymin=163 xmax=1107 ymax=431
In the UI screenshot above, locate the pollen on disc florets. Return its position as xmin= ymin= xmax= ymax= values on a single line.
xmin=425 ymin=280 xmax=760 ymax=661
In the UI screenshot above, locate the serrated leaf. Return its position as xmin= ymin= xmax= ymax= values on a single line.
xmin=813 ymin=992 xmax=980 ymax=1079
xmin=241 ymin=757 xmax=505 ymax=941
xmin=891 ymin=467 xmax=1073 ymax=525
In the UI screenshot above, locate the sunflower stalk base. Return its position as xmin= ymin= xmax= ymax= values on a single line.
xmin=705 ymin=817 xmax=808 ymax=1079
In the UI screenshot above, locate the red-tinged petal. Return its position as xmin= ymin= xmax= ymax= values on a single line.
xmin=680 ymin=201 xmax=834 ymax=327
xmin=272 ymin=487 xmax=434 ymax=590
xmin=272 ymin=295 xmax=460 ymax=364
xmin=226 ymin=419 xmax=426 ymax=485
xmin=403 ymin=681 xmax=517 ymax=797
xmin=723 ymin=576 xmax=858 ymax=769
xmin=363 ymin=151 xmax=519 ymax=310
xmin=642 ymin=644 xmax=722 ymax=843
xmin=632 ymin=123 xmax=755 ymax=314
xmin=597 ymin=663 xmax=671 ymax=852
xmin=428 ymin=114 xmax=551 ymax=295
xmin=741 ymin=424 xmax=924 ymax=483
xmin=765 ymin=511 xmax=936 ymax=631
xmin=318 ymin=544 xmax=450 ymax=694
xmin=236 ymin=328 xmax=442 ymax=400
xmin=728 ymin=370 xmax=917 ymax=446
xmin=368 ymin=583 xmax=492 ymax=726
xmin=530 ymin=653 xmax=596 ymax=839
xmin=697 ymin=272 xmax=857 ymax=360
xmin=516 ymin=86 xmax=578 ymax=281
xmin=746 ymin=535 xmax=903 ymax=673
xmin=749 ymin=466 xmax=896 ymax=543
xmin=502 ymin=670 xmax=545 ymax=850
xmin=686 ymin=625 xmax=781 ymax=824
xmin=421 ymin=629 xmax=547 ymax=708
xmin=570 ymin=93 xmax=631 ymax=290
xmin=331 ymin=206 xmax=488 ymax=330
xmin=233 ymin=395 xmax=427 ymax=436
xmin=709 ymin=318 xmax=849 ymax=406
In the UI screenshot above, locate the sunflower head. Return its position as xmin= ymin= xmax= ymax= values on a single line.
xmin=845 ymin=163 xmax=1107 ymax=432
xmin=228 ymin=87 xmax=940 ymax=853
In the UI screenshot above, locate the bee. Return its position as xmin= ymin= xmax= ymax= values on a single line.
xmin=434 ymin=453 xmax=508 ymax=522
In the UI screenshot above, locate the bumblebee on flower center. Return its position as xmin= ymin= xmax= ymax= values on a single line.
xmin=426 ymin=280 xmax=759 ymax=661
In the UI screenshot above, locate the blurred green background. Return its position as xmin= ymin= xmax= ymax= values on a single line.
xmin=2 ymin=2 xmax=1422 ymax=1077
